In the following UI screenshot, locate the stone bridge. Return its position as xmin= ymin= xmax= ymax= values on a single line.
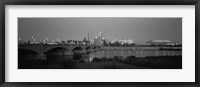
xmin=18 ymin=44 xmax=100 ymax=59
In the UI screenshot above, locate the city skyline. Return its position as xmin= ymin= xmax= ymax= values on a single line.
xmin=18 ymin=18 xmax=182 ymax=43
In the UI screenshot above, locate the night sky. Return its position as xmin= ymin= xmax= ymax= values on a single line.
xmin=18 ymin=18 xmax=182 ymax=43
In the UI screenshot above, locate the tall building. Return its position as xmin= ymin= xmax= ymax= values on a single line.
xmin=93 ymin=32 xmax=106 ymax=45
xmin=87 ymin=33 xmax=90 ymax=41
xmin=94 ymin=36 xmax=98 ymax=45
xmin=99 ymin=31 xmax=102 ymax=38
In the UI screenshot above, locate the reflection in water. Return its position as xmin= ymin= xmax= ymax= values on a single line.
xmin=91 ymin=50 xmax=181 ymax=57
xmin=43 ymin=50 xmax=182 ymax=61
xmin=46 ymin=50 xmax=182 ymax=63
xmin=59 ymin=50 xmax=181 ymax=63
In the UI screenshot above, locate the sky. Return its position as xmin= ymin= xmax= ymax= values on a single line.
xmin=18 ymin=18 xmax=182 ymax=43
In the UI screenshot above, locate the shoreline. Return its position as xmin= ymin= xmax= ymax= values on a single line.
xmin=100 ymin=46 xmax=182 ymax=51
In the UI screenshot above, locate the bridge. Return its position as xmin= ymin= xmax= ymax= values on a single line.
xmin=18 ymin=44 xmax=101 ymax=59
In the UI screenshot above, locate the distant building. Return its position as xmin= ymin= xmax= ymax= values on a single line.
xmin=146 ymin=40 xmax=173 ymax=45
xmin=112 ymin=39 xmax=118 ymax=43
xmin=83 ymin=37 xmax=90 ymax=45
xmin=118 ymin=39 xmax=134 ymax=45
xmin=93 ymin=32 xmax=106 ymax=45
xmin=47 ymin=42 xmax=58 ymax=45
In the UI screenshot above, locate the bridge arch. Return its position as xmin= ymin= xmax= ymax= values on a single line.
xmin=85 ymin=46 xmax=92 ymax=50
xmin=93 ymin=47 xmax=97 ymax=49
xmin=45 ymin=47 xmax=69 ymax=52
xmin=72 ymin=47 xmax=84 ymax=52
xmin=44 ymin=47 xmax=69 ymax=56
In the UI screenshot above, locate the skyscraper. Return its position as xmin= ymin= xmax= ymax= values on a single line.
xmin=87 ymin=33 xmax=90 ymax=41
xmin=99 ymin=31 xmax=102 ymax=38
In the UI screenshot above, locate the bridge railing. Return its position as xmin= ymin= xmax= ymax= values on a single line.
xmin=19 ymin=43 xmax=100 ymax=47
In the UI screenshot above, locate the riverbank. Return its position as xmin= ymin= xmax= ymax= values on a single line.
xmin=18 ymin=55 xmax=182 ymax=69
xmin=121 ymin=55 xmax=182 ymax=69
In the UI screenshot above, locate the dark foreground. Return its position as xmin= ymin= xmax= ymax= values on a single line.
xmin=18 ymin=55 xmax=182 ymax=69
